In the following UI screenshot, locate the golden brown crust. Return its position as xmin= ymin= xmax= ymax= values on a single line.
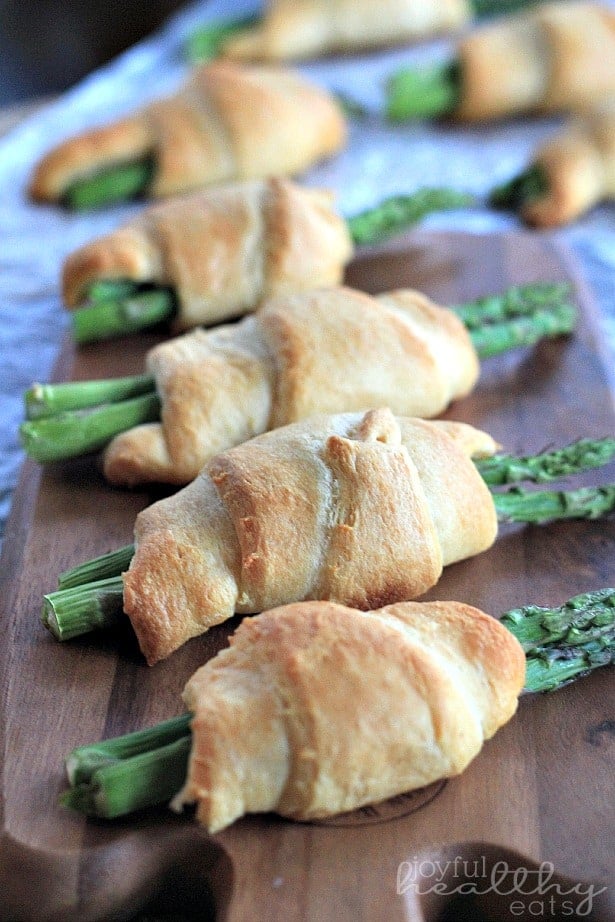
xmin=122 ymin=409 xmax=497 ymax=664
xmin=61 ymin=178 xmax=353 ymax=329
xmin=456 ymin=2 xmax=615 ymax=122
xmin=103 ymin=286 xmax=480 ymax=487
xmin=221 ymin=0 xmax=472 ymax=61
xmin=521 ymin=105 xmax=615 ymax=227
xmin=29 ymin=62 xmax=347 ymax=203
xmin=174 ymin=597 xmax=524 ymax=831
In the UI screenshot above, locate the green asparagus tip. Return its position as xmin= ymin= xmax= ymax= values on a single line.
xmin=454 ymin=281 xmax=574 ymax=329
xmin=492 ymin=483 xmax=615 ymax=525
xmin=476 ymin=437 xmax=615 ymax=486
xmin=347 ymin=188 xmax=475 ymax=246
xmin=470 ymin=302 xmax=577 ymax=359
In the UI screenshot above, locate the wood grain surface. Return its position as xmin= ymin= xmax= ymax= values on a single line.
xmin=1 ymin=231 xmax=614 ymax=922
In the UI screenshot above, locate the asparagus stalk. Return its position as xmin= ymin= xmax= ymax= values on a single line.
xmin=346 ymin=188 xmax=476 ymax=245
xmin=20 ymin=392 xmax=161 ymax=463
xmin=185 ymin=13 xmax=260 ymax=63
xmin=60 ymin=587 xmax=615 ymax=819
xmin=63 ymin=157 xmax=154 ymax=211
xmin=41 ymin=446 xmax=615 ymax=642
xmin=72 ymin=288 xmax=176 ymax=344
xmin=386 ymin=61 xmax=461 ymax=122
xmin=489 ymin=165 xmax=550 ymax=213
xmin=24 ymin=374 xmax=155 ymax=420
xmin=20 ymin=282 xmax=578 ymax=464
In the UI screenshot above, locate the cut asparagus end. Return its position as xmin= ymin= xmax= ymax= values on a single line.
xmin=492 ymin=484 xmax=615 ymax=525
xmin=66 ymin=713 xmax=193 ymax=786
xmin=42 ymin=576 xmax=125 ymax=641
xmin=453 ymin=282 xmax=574 ymax=329
xmin=385 ymin=60 xmax=461 ymax=122
xmin=185 ymin=13 xmax=261 ymax=63
xmin=469 ymin=302 xmax=577 ymax=359
xmin=475 ymin=438 xmax=615 ymax=486
xmin=58 ymin=544 xmax=136 ymax=590
xmin=61 ymin=735 xmax=192 ymax=818
xmin=72 ymin=288 xmax=177 ymax=344
xmin=24 ymin=374 xmax=155 ymax=420
xmin=20 ymin=391 xmax=160 ymax=463
xmin=489 ymin=164 xmax=550 ymax=212
xmin=347 ymin=188 xmax=475 ymax=245
xmin=63 ymin=157 xmax=155 ymax=211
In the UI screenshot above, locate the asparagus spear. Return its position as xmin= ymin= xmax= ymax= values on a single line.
xmin=185 ymin=13 xmax=260 ymax=64
xmin=60 ymin=587 xmax=615 ymax=819
xmin=41 ymin=440 xmax=615 ymax=641
xmin=489 ymin=165 xmax=550 ymax=213
xmin=19 ymin=282 xmax=578 ymax=463
xmin=63 ymin=157 xmax=155 ymax=211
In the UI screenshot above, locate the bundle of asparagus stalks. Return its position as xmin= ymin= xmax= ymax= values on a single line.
xmin=61 ymin=587 xmax=615 ymax=825
xmin=20 ymin=282 xmax=577 ymax=469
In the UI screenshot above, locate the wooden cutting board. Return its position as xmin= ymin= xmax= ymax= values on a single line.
xmin=1 ymin=232 xmax=614 ymax=922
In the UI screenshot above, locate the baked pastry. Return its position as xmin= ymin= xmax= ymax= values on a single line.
xmin=123 ymin=408 xmax=498 ymax=664
xmin=518 ymin=105 xmax=615 ymax=227
xmin=29 ymin=61 xmax=347 ymax=204
xmin=103 ymin=285 xmax=480 ymax=486
xmin=171 ymin=595 xmax=524 ymax=831
xmin=62 ymin=178 xmax=353 ymax=330
xmin=455 ymin=2 xmax=615 ymax=122
xmin=220 ymin=0 xmax=472 ymax=61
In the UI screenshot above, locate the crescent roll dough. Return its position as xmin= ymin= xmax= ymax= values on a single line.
xmin=221 ymin=0 xmax=471 ymax=61
xmin=103 ymin=286 xmax=480 ymax=486
xmin=123 ymin=409 xmax=499 ymax=664
xmin=62 ymin=178 xmax=353 ymax=330
xmin=519 ymin=105 xmax=615 ymax=227
xmin=29 ymin=62 xmax=347 ymax=203
xmin=455 ymin=2 xmax=615 ymax=122
xmin=172 ymin=596 xmax=525 ymax=832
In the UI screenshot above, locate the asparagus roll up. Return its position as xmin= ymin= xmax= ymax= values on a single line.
xmin=62 ymin=178 xmax=476 ymax=343
xmin=29 ymin=61 xmax=347 ymax=209
xmin=386 ymin=2 xmax=615 ymax=123
xmin=42 ymin=409 xmax=615 ymax=664
xmin=21 ymin=283 xmax=578 ymax=485
xmin=61 ymin=588 xmax=615 ymax=828
xmin=186 ymin=0 xmax=548 ymax=64
xmin=491 ymin=104 xmax=615 ymax=227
